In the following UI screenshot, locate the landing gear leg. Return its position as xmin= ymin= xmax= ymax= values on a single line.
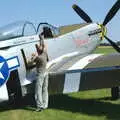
xmin=111 ymin=87 xmax=120 ymax=100
xmin=7 ymin=70 xmax=22 ymax=105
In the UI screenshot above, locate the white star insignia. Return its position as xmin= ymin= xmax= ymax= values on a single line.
xmin=0 ymin=62 xmax=4 ymax=80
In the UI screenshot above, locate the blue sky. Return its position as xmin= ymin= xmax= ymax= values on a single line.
xmin=0 ymin=0 xmax=120 ymax=41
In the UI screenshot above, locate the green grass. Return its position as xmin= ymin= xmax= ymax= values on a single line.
xmin=1 ymin=46 xmax=120 ymax=120
xmin=94 ymin=46 xmax=116 ymax=54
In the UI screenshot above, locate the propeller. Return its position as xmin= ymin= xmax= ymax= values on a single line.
xmin=72 ymin=1 xmax=120 ymax=53
xmin=103 ymin=0 xmax=120 ymax=53
xmin=104 ymin=36 xmax=120 ymax=53
xmin=103 ymin=0 xmax=120 ymax=26
xmin=72 ymin=4 xmax=92 ymax=23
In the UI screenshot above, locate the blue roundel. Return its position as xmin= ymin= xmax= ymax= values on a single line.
xmin=0 ymin=56 xmax=9 ymax=86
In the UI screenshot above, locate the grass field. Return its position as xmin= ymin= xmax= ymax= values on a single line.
xmin=1 ymin=46 xmax=120 ymax=120
xmin=94 ymin=46 xmax=116 ymax=54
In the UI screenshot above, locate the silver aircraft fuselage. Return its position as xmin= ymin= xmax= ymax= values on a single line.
xmin=0 ymin=22 xmax=103 ymax=102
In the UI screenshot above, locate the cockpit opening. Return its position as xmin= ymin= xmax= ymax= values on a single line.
xmin=37 ymin=23 xmax=60 ymax=39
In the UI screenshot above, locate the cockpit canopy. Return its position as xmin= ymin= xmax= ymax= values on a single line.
xmin=0 ymin=21 xmax=60 ymax=41
xmin=0 ymin=21 xmax=37 ymax=41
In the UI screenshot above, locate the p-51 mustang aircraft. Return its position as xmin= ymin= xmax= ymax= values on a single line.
xmin=0 ymin=0 xmax=120 ymax=104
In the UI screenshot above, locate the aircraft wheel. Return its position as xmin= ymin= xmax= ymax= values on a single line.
xmin=111 ymin=87 xmax=120 ymax=100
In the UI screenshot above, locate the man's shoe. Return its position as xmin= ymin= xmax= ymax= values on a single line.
xmin=35 ymin=107 xmax=44 ymax=112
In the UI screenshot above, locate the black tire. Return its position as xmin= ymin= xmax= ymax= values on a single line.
xmin=7 ymin=70 xmax=22 ymax=106
xmin=111 ymin=87 xmax=120 ymax=100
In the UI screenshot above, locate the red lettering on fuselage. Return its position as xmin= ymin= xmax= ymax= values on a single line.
xmin=74 ymin=39 xmax=89 ymax=47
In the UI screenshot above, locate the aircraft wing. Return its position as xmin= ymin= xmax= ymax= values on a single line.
xmin=48 ymin=53 xmax=120 ymax=94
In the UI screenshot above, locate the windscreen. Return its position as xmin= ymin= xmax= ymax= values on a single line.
xmin=0 ymin=21 xmax=36 ymax=41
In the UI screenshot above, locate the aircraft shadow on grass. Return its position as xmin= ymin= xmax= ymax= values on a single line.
xmin=0 ymin=94 xmax=120 ymax=120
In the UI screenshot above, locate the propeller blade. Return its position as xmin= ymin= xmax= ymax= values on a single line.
xmin=72 ymin=4 xmax=92 ymax=23
xmin=103 ymin=0 xmax=120 ymax=26
xmin=104 ymin=36 xmax=120 ymax=53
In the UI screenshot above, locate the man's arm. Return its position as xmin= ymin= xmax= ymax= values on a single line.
xmin=27 ymin=53 xmax=37 ymax=69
